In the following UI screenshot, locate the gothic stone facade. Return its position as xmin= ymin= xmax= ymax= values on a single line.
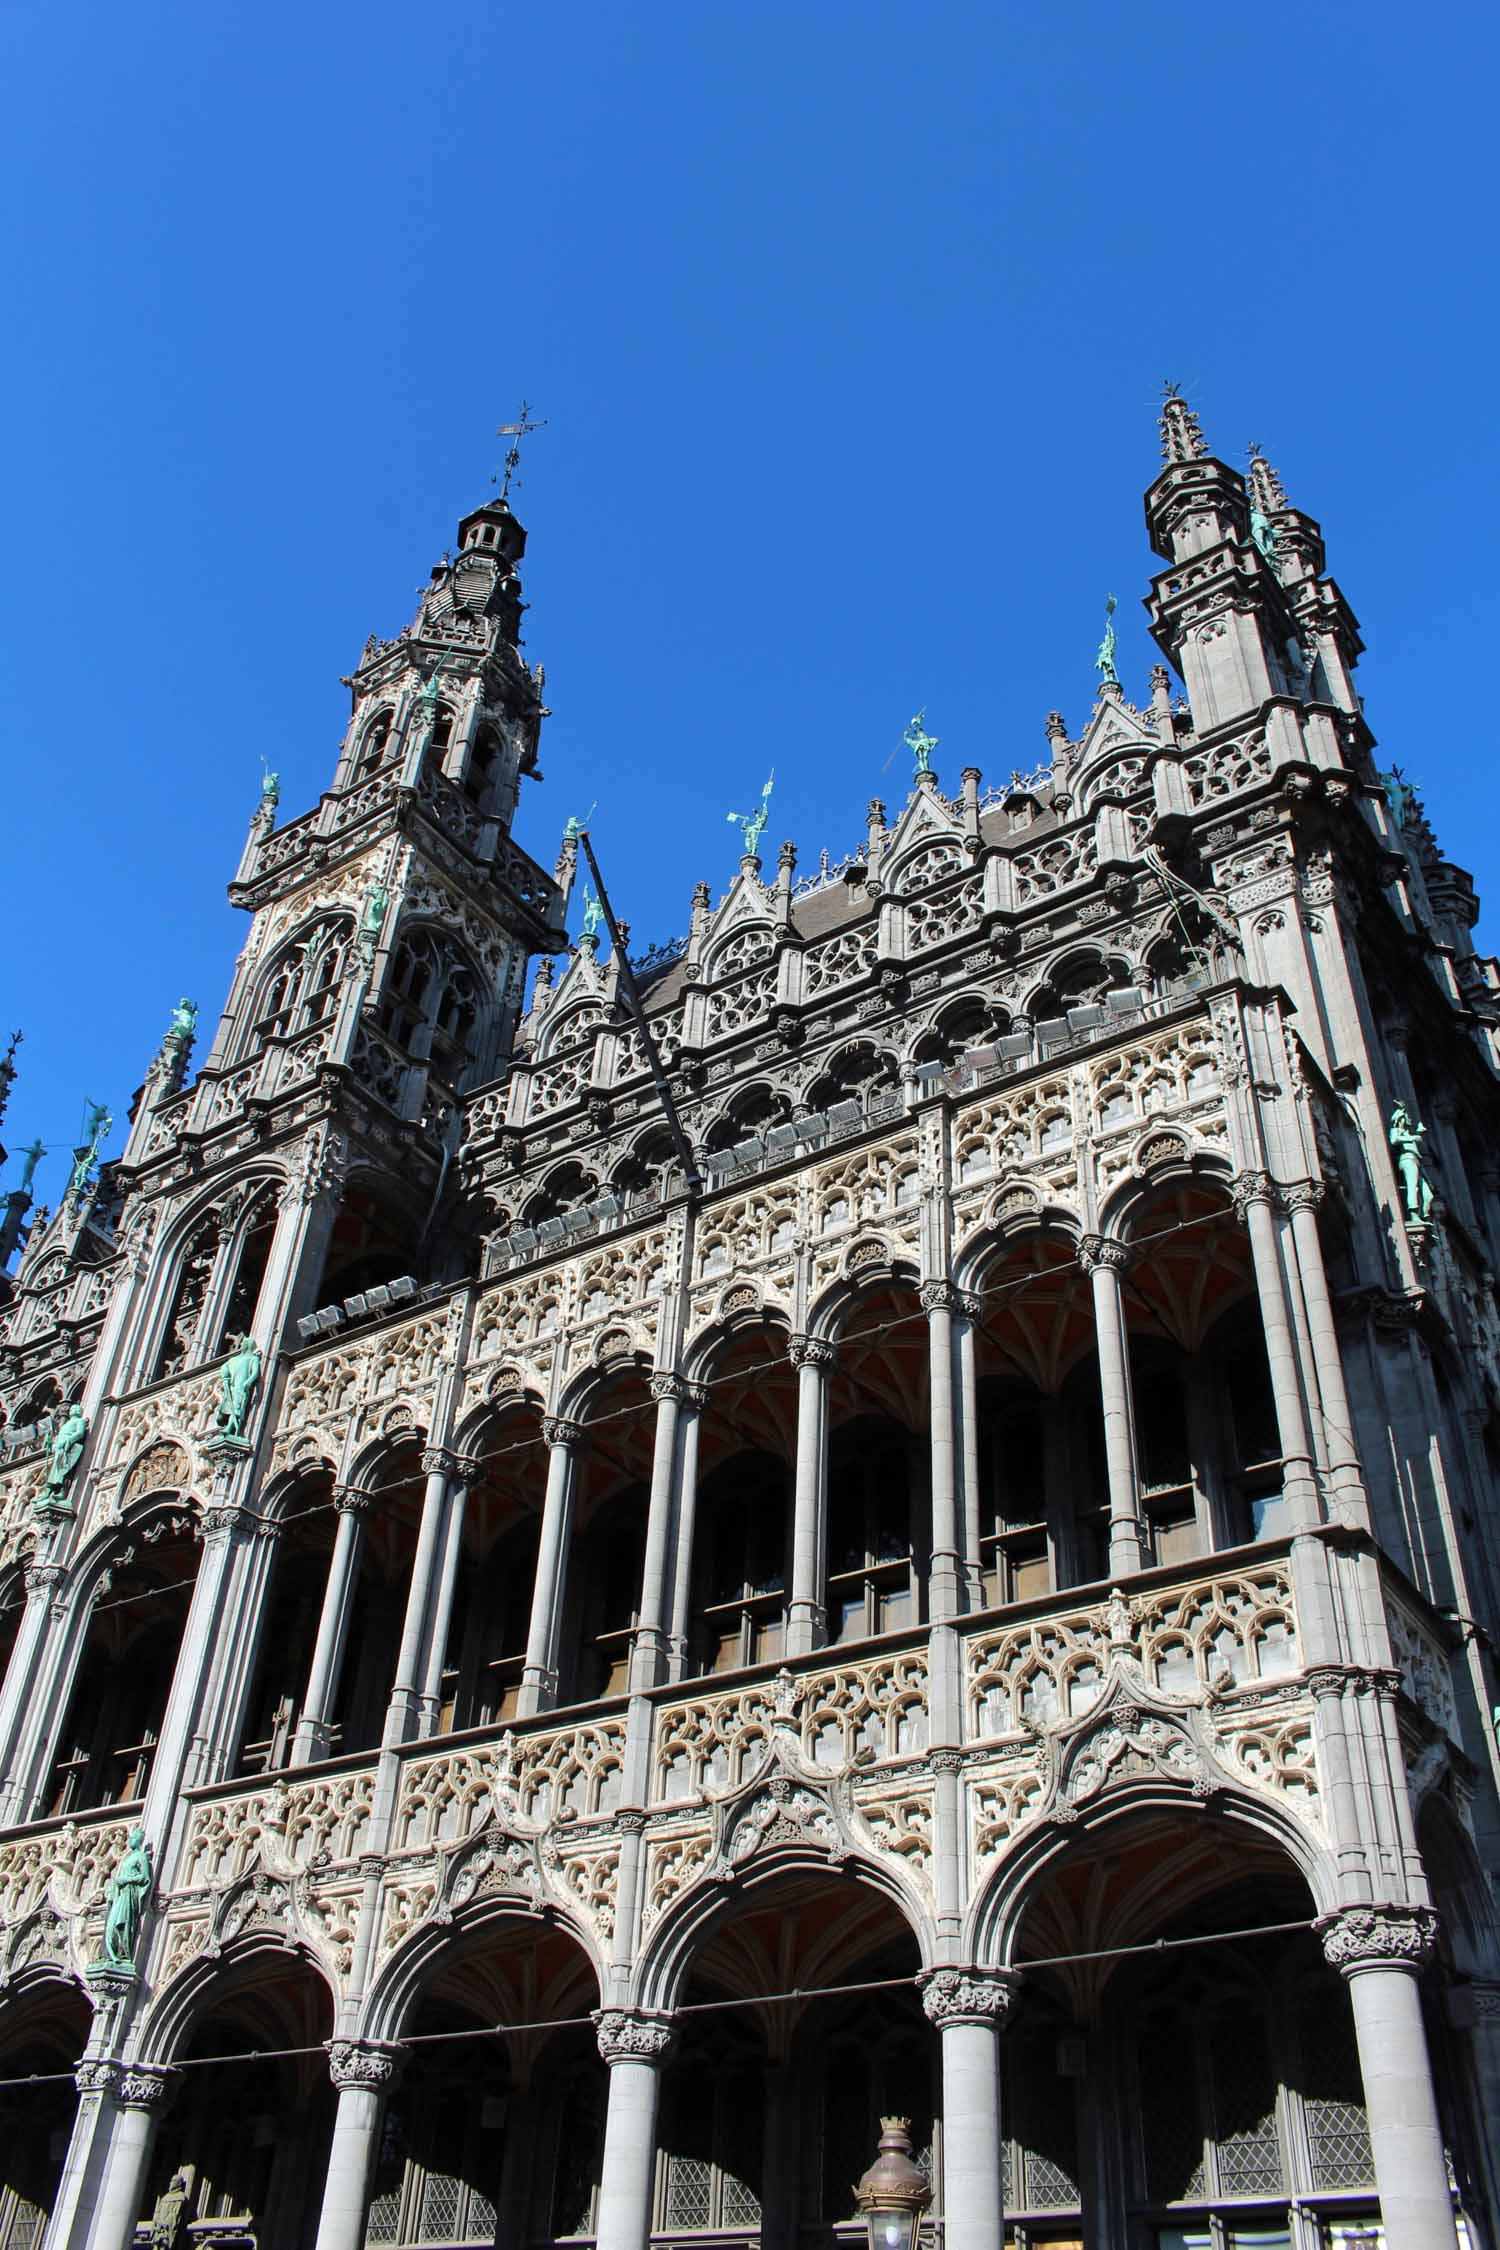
xmin=0 ymin=400 xmax=1496 ymax=2250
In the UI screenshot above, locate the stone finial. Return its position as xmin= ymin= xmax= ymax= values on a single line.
xmin=1159 ymin=382 xmax=1208 ymax=465
xmin=0 ymin=1030 xmax=19 ymax=1127
xmin=1045 ymin=711 xmax=1069 ymax=749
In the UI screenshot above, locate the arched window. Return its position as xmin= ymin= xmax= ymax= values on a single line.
xmin=153 ymin=1211 xmax=220 ymax=1380
xmin=827 ymin=1413 xmax=919 ymax=1643
xmin=977 ymin=1378 xmax=1052 ymax=1604
xmin=378 ymin=930 xmax=480 ymax=1086
xmin=693 ymin=1449 xmax=789 ymax=1671
xmin=351 ymin=707 xmax=394 ymax=783
xmin=252 ymin=915 xmax=354 ymax=1047
xmin=215 ymin=1184 xmax=279 ymax=1353
xmin=428 ymin=701 xmax=455 ymax=758
xmin=462 ymin=727 xmax=502 ymax=809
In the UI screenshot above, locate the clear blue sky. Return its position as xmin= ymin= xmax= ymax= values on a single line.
xmin=3 ymin=3 xmax=1496 ymax=1207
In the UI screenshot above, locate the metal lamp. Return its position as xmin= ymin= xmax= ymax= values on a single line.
xmin=854 ymin=2116 xmax=932 ymax=2250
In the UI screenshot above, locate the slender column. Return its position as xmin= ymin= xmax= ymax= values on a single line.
xmin=665 ymin=1382 xmax=708 ymax=1680
xmin=1320 ymin=1906 xmax=1457 ymax=2250
xmin=1234 ymin=1173 xmax=1320 ymax=1526
xmin=291 ymin=1488 xmax=369 ymax=1764
xmin=921 ymin=1284 xmax=964 ymax=1621
xmin=1284 ymin=1183 xmax=1367 ymax=1515
xmin=48 ymin=2062 xmax=175 ymax=2250
xmin=630 ymin=1377 xmax=687 ymax=1692
xmin=921 ymin=1969 xmax=1020 ymax=2250
xmin=313 ymin=2040 xmax=405 ymax=2250
xmin=417 ymin=1465 xmax=473 ymax=1735
xmin=594 ymin=2010 xmax=676 ymax=2250
xmin=1078 ymin=1237 xmax=1146 ymax=1577
xmin=787 ymin=1336 xmax=836 ymax=1656
xmin=519 ymin=1419 xmax=584 ymax=1717
xmin=955 ymin=1291 xmax=985 ymax=1608
xmin=383 ymin=1447 xmax=459 ymax=1747
xmin=0 ymin=1561 xmax=65 ymax=1802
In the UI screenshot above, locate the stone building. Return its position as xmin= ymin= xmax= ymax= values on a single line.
xmin=0 ymin=393 xmax=1496 ymax=2250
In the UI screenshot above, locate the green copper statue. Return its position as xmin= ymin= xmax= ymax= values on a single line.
xmin=38 ymin=1401 xmax=87 ymax=1511
xmin=17 ymin=1139 xmax=44 ymax=1197
xmin=1249 ymin=501 xmax=1280 ymax=568
xmin=260 ymin=762 xmax=280 ymax=814
xmin=99 ymin=1826 xmax=152 ymax=1970
xmin=216 ymin=1334 xmax=262 ymax=1440
xmin=1095 ymin=595 xmax=1119 ymax=689
xmin=727 ymin=771 xmax=775 ymax=858
xmin=562 ymin=801 xmax=597 ymax=846
xmin=361 ymin=881 xmax=390 ymax=939
xmin=66 ymin=1102 xmax=112 ymax=1208
xmin=904 ymin=709 xmax=939 ymax=779
xmin=1379 ymin=766 xmax=1419 ymax=833
xmin=579 ymin=888 xmax=604 ymax=944
xmin=164 ymin=998 xmax=198 ymax=1050
xmin=1389 ymin=1100 xmax=1435 ymax=1224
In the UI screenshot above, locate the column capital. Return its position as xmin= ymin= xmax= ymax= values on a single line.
xmin=328 ymin=2037 xmax=406 ymax=2092
xmin=789 ymin=1332 xmax=838 ymax=1372
xmin=920 ymin=1966 xmax=1022 ymax=2027
xmin=23 ymin=1561 xmax=66 ymax=1596
xmin=419 ymin=1445 xmax=462 ymax=1478
xmin=1304 ymin=1662 xmax=1403 ymax=1702
xmin=1318 ymin=1902 xmax=1439 ymax=1974
xmin=650 ymin=1372 xmax=691 ymax=1406
xmin=594 ymin=2007 xmax=678 ymax=2066
xmin=920 ymin=1279 xmax=964 ymax=1315
xmin=200 ymin=1502 xmax=255 ymax=1544
xmin=332 ymin=1484 xmax=372 ymax=1517
xmin=1282 ymin=1178 xmax=1325 ymax=1214
xmin=1231 ymin=1167 xmax=1277 ymax=1220
xmin=1078 ymin=1233 xmax=1131 ymax=1276
xmin=542 ymin=1415 xmax=586 ymax=1451
xmin=74 ymin=2057 xmax=177 ymax=2109
xmin=957 ymin=1288 xmax=986 ymax=1325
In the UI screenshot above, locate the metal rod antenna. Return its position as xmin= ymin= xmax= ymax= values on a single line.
xmin=576 ymin=829 xmax=701 ymax=1199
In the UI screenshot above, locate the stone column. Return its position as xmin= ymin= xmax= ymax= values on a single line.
xmin=665 ymin=1382 xmax=709 ymax=1680
xmin=594 ymin=2008 xmax=676 ymax=2250
xmin=1078 ymin=1237 xmax=1146 ymax=1576
xmin=0 ymin=1560 xmax=65 ymax=1809
xmin=922 ymin=1284 xmax=964 ymax=1621
xmin=1283 ymin=1182 xmax=1366 ymax=1516
xmin=313 ymin=2039 xmax=405 ymax=2250
xmin=519 ymin=1418 xmax=584 ymax=1717
xmin=1319 ymin=1905 xmax=1458 ymax=2250
xmin=1234 ymin=1173 xmax=1320 ymax=1526
xmin=417 ymin=1462 xmax=474 ymax=1735
xmin=955 ymin=1291 xmax=986 ymax=1608
xmin=383 ymin=1447 xmax=461 ymax=1747
xmin=787 ymin=1336 xmax=836 ymax=1656
xmin=48 ymin=2061 xmax=176 ymax=2250
xmin=630 ymin=1376 xmax=688 ymax=1692
xmin=291 ymin=1488 xmax=369 ymax=1764
xmin=921 ymin=1968 xmax=1019 ymax=2250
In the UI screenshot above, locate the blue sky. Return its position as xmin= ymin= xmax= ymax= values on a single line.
xmin=3 ymin=3 xmax=1496 ymax=1208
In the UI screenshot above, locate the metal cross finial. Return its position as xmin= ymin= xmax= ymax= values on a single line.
xmin=495 ymin=401 xmax=547 ymax=502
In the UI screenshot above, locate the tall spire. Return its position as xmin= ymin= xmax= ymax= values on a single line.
xmin=1159 ymin=382 xmax=1207 ymax=465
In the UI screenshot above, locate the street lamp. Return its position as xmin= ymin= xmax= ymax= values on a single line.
xmin=855 ymin=2115 xmax=932 ymax=2250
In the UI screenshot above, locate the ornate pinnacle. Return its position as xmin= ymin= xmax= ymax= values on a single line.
xmin=0 ymin=1031 xmax=19 ymax=1127
xmin=1247 ymin=442 xmax=1289 ymax=514
xmin=1159 ymin=381 xmax=1208 ymax=465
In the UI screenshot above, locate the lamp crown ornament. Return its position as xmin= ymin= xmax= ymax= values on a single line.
xmin=854 ymin=2115 xmax=932 ymax=2250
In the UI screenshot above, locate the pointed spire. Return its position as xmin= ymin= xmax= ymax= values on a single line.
xmin=1159 ymin=382 xmax=1207 ymax=465
xmin=1246 ymin=442 xmax=1289 ymax=514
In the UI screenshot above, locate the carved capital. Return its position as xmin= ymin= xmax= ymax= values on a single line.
xmin=681 ymin=1380 xmax=711 ymax=1413
xmin=957 ymin=1289 xmax=986 ymax=1325
xmin=75 ymin=2058 xmax=176 ymax=2110
xmin=650 ymin=1372 xmax=691 ymax=1407
xmin=73 ymin=2058 xmax=121 ymax=2099
xmin=920 ymin=1967 xmax=1021 ymax=2028
xmin=1231 ymin=1168 xmax=1276 ymax=1221
xmin=1282 ymin=1179 xmax=1325 ymax=1214
xmin=200 ymin=1503 xmax=252 ymax=1543
xmin=328 ymin=2038 xmax=405 ymax=2093
xmin=1077 ymin=1233 xmax=1131 ymax=1277
xmin=420 ymin=1446 xmax=461 ymax=1479
xmin=1318 ymin=1903 xmax=1439 ymax=1974
xmin=919 ymin=1280 xmax=963 ymax=1316
xmin=332 ymin=1484 xmax=371 ymax=1517
xmin=542 ymin=1416 xmax=585 ymax=1451
xmin=23 ymin=1562 xmax=66 ymax=1596
xmin=1304 ymin=1663 xmax=1402 ymax=1702
xmin=929 ymin=1749 xmax=964 ymax=1776
xmin=594 ymin=2008 xmax=678 ymax=2066
xmin=789 ymin=1333 xmax=838 ymax=1373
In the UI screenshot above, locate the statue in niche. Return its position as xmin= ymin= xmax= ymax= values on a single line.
xmin=216 ymin=1333 xmax=262 ymax=1440
xmin=37 ymin=1401 xmax=87 ymax=1512
xmin=100 ymin=1825 xmax=153 ymax=1969
xmin=1389 ymin=1100 xmax=1435 ymax=1224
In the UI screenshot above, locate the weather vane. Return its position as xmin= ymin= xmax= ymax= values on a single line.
xmin=495 ymin=401 xmax=547 ymax=502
